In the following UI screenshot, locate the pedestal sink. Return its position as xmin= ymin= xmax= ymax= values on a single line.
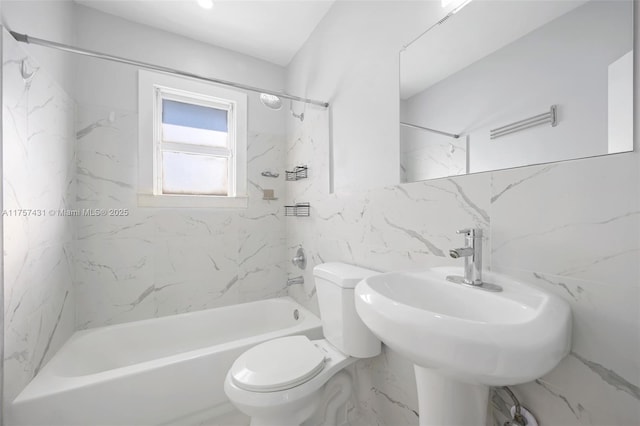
xmin=354 ymin=267 xmax=571 ymax=426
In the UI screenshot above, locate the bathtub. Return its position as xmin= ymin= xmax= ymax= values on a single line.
xmin=9 ymin=297 xmax=323 ymax=426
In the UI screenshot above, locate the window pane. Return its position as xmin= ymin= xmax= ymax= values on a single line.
xmin=162 ymin=99 xmax=228 ymax=148
xmin=162 ymin=151 xmax=228 ymax=195
xmin=162 ymin=99 xmax=227 ymax=131
xmin=162 ymin=123 xmax=228 ymax=148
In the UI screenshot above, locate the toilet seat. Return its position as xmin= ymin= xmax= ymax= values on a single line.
xmin=230 ymin=336 xmax=326 ymax=392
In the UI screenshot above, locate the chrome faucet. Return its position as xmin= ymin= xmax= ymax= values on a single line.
xmin=450 ymin=228 xmax=483 ymax=285
xmin=448 ymin=228 xmax=502 ymax=292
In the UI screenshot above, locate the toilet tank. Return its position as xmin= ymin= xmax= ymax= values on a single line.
xmin=313 ymin=263 xmax=381 ymax=358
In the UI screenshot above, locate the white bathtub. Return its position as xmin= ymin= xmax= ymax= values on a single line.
xmin=9 ymin=297 xmax=323 ymax=426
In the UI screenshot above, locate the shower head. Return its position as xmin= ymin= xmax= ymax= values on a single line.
xmin=260 ymin=93 xmax=283 ymax=110
xmin=260 ymin=93 xmax=304 ymax=122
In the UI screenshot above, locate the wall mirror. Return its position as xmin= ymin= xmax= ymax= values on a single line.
xmin=400 ymin=0 xmax=633 ymax=183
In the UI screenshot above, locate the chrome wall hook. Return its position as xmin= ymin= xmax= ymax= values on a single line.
xmin=20 ymin=58 xmax=38 ymax=84
xmin=291 ymin=106 xmax=304 ymax=122
xmin=290 ymin=100 xmax=305 ymax=122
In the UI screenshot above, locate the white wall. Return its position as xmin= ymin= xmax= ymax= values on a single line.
xmin=0 ymin=1 xmax=5 ymax=422
xmin=286 ymin=1 xmax=640 ymax=425
xmin=286 ymin=1 xmax=454 ymax=194
xmin=73 ymin=5 xmax=291 ymax=328
xmin=3 ymin=2 xmax=292 ymax=419
xmin=1 ymin=0 xmax=75 ymax=93
xmin=72 ymin=4 xmax=286 ymax=121
xmin=2 ymin=0 xmax=77 ymax=411
xmin=2 ymin=31 xmax=77 ymax=409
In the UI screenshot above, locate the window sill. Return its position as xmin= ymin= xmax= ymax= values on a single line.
xmin=137 ymin=193 xmax=248 ymax=209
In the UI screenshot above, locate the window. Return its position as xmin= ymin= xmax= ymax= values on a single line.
xmin=138 ymin=70 xmax=247 ymax=208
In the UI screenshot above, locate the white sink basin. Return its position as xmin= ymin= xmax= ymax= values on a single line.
xmin=355 ymin=267 xmax=572 ymax=386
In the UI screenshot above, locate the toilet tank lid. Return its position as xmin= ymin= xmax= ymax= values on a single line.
xmin=313 ymin=262 xmax=378 ymax=289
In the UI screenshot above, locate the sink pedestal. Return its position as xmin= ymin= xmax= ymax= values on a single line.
xmin=414 ymin=366 xmax=489 ymax=426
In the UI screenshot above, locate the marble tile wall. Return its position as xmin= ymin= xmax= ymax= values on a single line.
xmin=73 ymin=102 xmax=289 ymax=328
xmin=285 ymin=107 xmax=640 ymax=424
xmin=2 ymin=34 xmax=76 ymax=406
xmin=488 ymin=156 xmax=640 ymax=425
xmin=3 ymin=29 xmax=290 ymax=408
xmin=69 ymin=1 xmax=291 ymax=329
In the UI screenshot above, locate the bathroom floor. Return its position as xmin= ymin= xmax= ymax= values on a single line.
xmin=197 ymin=410 xmax=250 ymax=426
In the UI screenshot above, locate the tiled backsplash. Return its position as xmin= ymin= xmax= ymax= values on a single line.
xmin=286 ymin=109 xmax=640 ymax=425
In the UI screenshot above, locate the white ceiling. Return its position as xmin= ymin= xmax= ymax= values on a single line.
xmin=74 ymin=0 xmax=335 ymax=66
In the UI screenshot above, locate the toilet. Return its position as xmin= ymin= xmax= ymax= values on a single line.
xmin=224 ymin=262 xmax=381 ymax=426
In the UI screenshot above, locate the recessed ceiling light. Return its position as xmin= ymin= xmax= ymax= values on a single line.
xmin=197 ymin=0 xmax=214 ymax=10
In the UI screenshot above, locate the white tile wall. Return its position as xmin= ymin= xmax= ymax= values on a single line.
xmin=3 ymin=28 xmax=291 ymax=408
xmin=2 ymin=34 xmax=76 ymax=406
xmin=73 ymin=104 xmax=289 ymax=328
xmin=285 ymin=110 xmax=640 ymax=425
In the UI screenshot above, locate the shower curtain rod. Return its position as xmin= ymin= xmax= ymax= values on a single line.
xmin=400 ymin=121 xmax=460 ymax=139
xmin=9 ymin=31 xmax=330 ymax=108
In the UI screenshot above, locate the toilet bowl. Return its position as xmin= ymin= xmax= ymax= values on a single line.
xmin=224 ymin=337 xmax=354 ymax=426
xmin=224 ymin=263 xmax=381 ymax=426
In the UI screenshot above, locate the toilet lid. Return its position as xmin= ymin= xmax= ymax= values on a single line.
xmin=230 ymin=335 xmax=326 ymax=392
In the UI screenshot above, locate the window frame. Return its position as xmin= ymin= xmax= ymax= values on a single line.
xmin=138 ymin=70 xmax=248 ymax=208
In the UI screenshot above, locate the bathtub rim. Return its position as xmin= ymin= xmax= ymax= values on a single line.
xmin=13 ymin=296 xmax=322 ymax=403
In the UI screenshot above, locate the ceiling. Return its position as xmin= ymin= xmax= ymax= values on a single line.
xmin=74 ymin=0 xmax=335 ymax=66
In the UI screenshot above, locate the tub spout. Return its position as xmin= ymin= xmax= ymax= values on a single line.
xmin=287 ymin=276 xmax=304 ymax=286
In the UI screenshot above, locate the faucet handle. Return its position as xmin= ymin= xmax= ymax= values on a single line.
xmin=456 ymin=228 xmax=483 ymax=238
